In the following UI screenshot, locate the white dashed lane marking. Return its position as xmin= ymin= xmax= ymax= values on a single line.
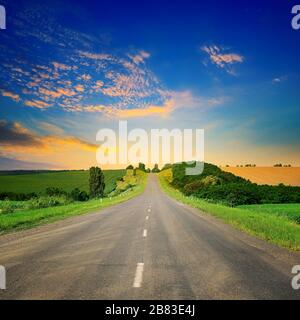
xmin=133 ymin=263 xmax=144 ymax=288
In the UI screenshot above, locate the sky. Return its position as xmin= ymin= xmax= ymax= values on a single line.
xmin=0 ymin=0 xmax=300 ymax=170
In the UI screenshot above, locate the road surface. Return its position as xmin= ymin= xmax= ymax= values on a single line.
xmin=0 ymin=174 xmax=299 ymax=299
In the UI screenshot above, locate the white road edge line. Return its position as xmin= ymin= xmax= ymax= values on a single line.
xmin=143 ymin=229 xmax=147 ymax=237
xmin=133 ymin=263 xmax=144 ymax=288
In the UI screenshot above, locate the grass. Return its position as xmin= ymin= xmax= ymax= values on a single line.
xmin=0 ymin=169 xmax=125 ymax=195
xmin=158 ymin=170 xmax=300 ymax=251
xmin=239 ymin=204 xmax=300 ymax=224
xmin=0 ymin=171 xmax=147 ymax=234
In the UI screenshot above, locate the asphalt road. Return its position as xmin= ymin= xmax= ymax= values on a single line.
xmin=0 ymin=174 xmax=299 ymax=300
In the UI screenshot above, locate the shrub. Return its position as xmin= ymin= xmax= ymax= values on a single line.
xmin=26 ymin=196 xmax=70 ymax=209
xmin=0 ymin=192 xmax=37 ymax=201
xmin=45 ymin=187 xmax=67 ymax=197
xmin=70 ymin=188 xmax=89 ymax=201
xmin=0 ymin=200 xmax=15 ymax=214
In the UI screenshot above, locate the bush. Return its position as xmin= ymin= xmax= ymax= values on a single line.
xmin=0 ymin=192 xmax=37 ymax=201
xmin=26 ymin=196 xmax=70 ymax=209
xmin=0 ymin=200 xmax=15 ymax=214
xmin=70 ymin=188 xmax=89 ymax=202
xmin=45 ymin=187 xmax=67 ymax=197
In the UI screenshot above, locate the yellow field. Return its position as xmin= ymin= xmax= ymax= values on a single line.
xmin=221 ymin=167 xmax=300 ymax=186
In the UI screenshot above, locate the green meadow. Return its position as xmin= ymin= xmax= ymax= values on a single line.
xmin=0 ymin=170 xmax=147 ymax=234
xmin=0 ymin=170 xmax=125 ymax=195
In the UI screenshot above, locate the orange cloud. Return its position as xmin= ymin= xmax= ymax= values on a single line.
xmin=75 ymin=84 xmax=85 ymax=92
xmin=39 ymin=87 xmax=77 ymax=98
xmin=129 ymin=50 xmax=151 ymax=65
xmin=52 ymin=62 xmax=77 ymax=71
xmin=1 ymin=91 xmax=20 ymax=102
xmin=202 ymin=45 xmax=244 ymax=74
xmin=25 ymin=100 xmax=51 ymax=109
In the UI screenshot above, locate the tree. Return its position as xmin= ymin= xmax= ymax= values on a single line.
xmin=126 ymin=164 xmax=134 ymax=170
xmin=138 ymin=163 xmax=146 ymax=172
xmin=89 ymin=167 xmax=105 ymax=198
xmin=151 ymin=164 xmax=160 ymax=173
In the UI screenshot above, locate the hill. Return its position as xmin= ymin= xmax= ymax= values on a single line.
xmin=168 ymin=162 xmax=300 ymax=206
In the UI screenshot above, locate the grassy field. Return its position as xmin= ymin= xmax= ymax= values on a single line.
xmin=158 ymin=170 xmax=300 ymax=251
xmin=221 ymin=167 xmax=300 ymax=186
xmin=239 ymin=204 xmax=300 ymax=224
xmin=0 ymin=170 xmax=147 ymax=234
xmin=0 ymin=169 xmax=125 ymax=195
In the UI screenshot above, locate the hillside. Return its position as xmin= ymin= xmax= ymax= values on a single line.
xmin=166 ymin=162 xmax=300 ymax=206
xmin=221 ymin=167 xmax=300 ymax=186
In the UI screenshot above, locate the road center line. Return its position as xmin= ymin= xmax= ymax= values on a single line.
xmin=133 ymin=263 xmax=144 ymax=288
xmin=146 ymin=216 xmax=149 ymax=220
xmin=147 ymin=208 xmax=151 ymax=212
xmin=143 ymin=229 xmax=147 ymax=237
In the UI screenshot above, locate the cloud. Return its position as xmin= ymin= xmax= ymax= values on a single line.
xmin=70 ymin=90 xmax=225 ymax=118
xmin=24 ymin=100 xmax=51 ymax=109
xmin=272 ymin=76 xmax=287 ymax=84
xmin=129 ymin=50 xmax=151 ymax=65
xmin=111 ymin=100 xmax=174 ymax=118
xmin=0 ymin=120 xmax=44 ymax=147
xmin=39 ymin=87 xmax=77 ymax=98
xmin=202 ymin=45 xmax=244 ymax=75
xmin=75 ymin=84 xmax=85 ymax=92
xmin=78 ymin=51 xmax=113 ymax=61
xmin=52 ymin=62 xmax=77 ymax=71
xmin=1 ymin=91 xmax=20 ymax=102
xmin=0 ymin=119 xmax=97 ymax=153
xmin=0 ymin=6 xmax=189 ymax=118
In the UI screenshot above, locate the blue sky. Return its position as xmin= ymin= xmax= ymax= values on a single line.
xmin=0 ymin=0 xmax=299 ymax=169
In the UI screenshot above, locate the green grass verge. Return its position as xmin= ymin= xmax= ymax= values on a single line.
xmin=0 ymin=170 xmax=125 ymax=195
xmin=158 ymin=174 xmax=300 ymax=251
xmin=239 ymin=204 xmax=300 ymax=224
xmin=0 ymin=172 xmax=147 ymax=234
